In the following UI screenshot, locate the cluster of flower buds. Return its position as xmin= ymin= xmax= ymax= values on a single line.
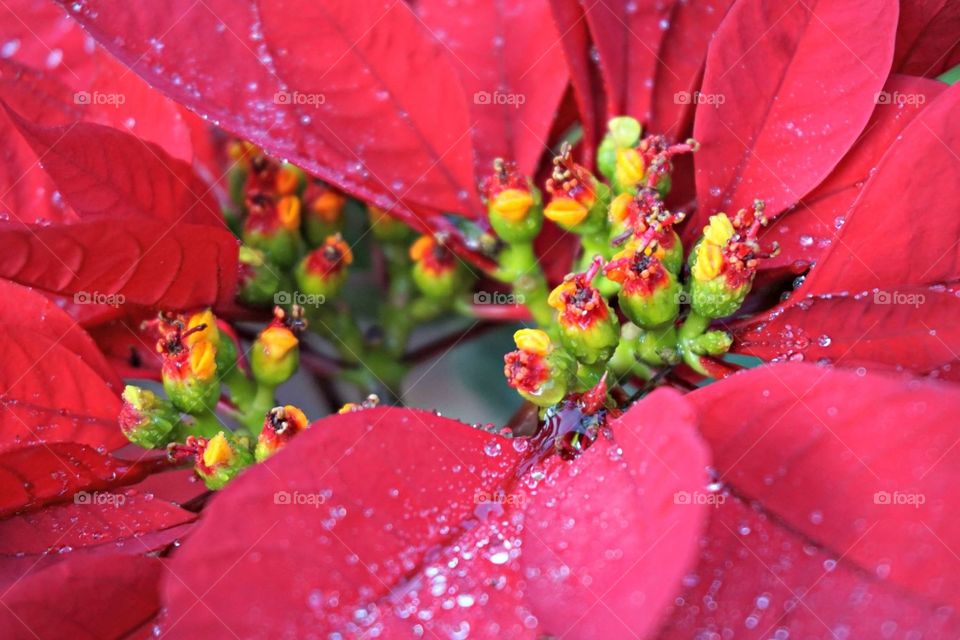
xmin=498 ymin=116 xmax=780 ymax=409
xmin=118 ymin=306 xmax=313 ymax=490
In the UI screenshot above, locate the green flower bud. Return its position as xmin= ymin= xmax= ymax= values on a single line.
xmin=195 ymin=431 xmax=254 ymax=490
xmin=604 ymin=247 xmax=679 ymax=329
xmin=250 ymin=309 xmax=301 ymax=386
xmin=237 ymin=246 xmax=285 ymax=306
xmin=295 ymin=234 xmax=353 ymax=300
xmin=548 ymin=260 xmax=620 ymax=365
xmin=409 ymin=235 xmax=470 ymax=300
xmin=504 ymin=329 xmax=576 ymax=406
xmin=302 ymin=183 xmax=346 ymax=246
xmin=242 ymin=195 xmax=304 ymax=268
xmin=159 ymin=323 xmax=219 ymax=415
xmin=118 ymin=386 xmax=181 ymax=448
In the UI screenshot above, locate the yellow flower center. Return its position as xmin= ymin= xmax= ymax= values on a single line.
xmin=203 ymin=432 xmax=234 ymax=468
xmin=408 ymin=235 xmax=436 ymax=262
xmin=276 ymin=164 xmax=301 ymax=196
xmin=614 ymin=148 xmax=645 ymax=187
xmin=692 ymin=213 xmax=735 ymax=282
xmin=310 ymin=191 xmax=345 ymax=223
xmin=259 ymin=326 xmax=298 ymax=362
xmin=703 ymin=213 xmax=735 ymax=246
xmin=547 ymin=281 xmax=577 ymax=311
xmin=513 ymin=328 xmax=551 ymax=356
xmin=188 ymin=338 xmax=217 ymax=380
xmin=490 ymin=188 xmax=534 ymax=223
xmin=186 ymin=309 xmax=219 ymax=347
xmin=608 ymin=193 xmax=633 ymax=224
xmin=544 ymin=197 xmax=589 ymax=228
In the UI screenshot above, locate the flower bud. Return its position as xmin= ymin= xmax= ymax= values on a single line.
xmin=597 ymin=116 xmax=642 ymax=181
xmin=409 ymin=235 xmax=469 ymax=299
xmin=119 ymin=385 xmax=181 ymax=448
xmin=237 ymin=246 xmax=286 ymax=306
xmin=194 ymin=432 xmax=254 ymax=490
xmin=303 ymin=182 xmax=347 ymax=246
xmin=482 ymin=159 xmax=542 ymax=243
xmin=547 ymin=259 xmax=620 ymax=365
xmin=295 ymin=234 xmax=353 ymax=300
xmin=504 ymin=329 xmax=575 ymax=407
xmin=544 ymin=143 xmax=610 ymax=233
xmin=604 ymin=245 xmax=680 ymax=329
xmin=158 ymin=320 xmax=220 ymax=414
xmin=187 ymin=309 xmax=238 ymax=374
xmin=689 ymin=202 xmax=777 ymax=318
xmin=275 ymin=162 xmax=306 ymax=196
xmin=251 ymin=307 xmax=303 ymax=386
xmin=369 ymin=205 xmax=412 ymax=243
xmin=242 ymin=194 xmax=304 ymax=268
xmin=608 ymin=189 xmax=684 ymax=274
xmin=255 ymin=405 xmax=309 ymax=461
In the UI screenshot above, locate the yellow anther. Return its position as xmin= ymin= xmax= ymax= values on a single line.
xmin=202 ymin=432 xmax=234 ymax=468
xmin=608 ymin=193 xmax=633 ymax=224
xmin=513 ymin=329 xmax=551 ymax=356
xmin=188 ymin=338 xmax=217 ymax=380
xmin=490 ymin=188 xmax=534 ymax=223
xmin=544 ymin=197 xmax=589 ymax=227
xmin=614 ymin=148 xmax=645 ymax=187
xmin=277 ymin=195 xmax=301 ymax=230
xmin=258 ymin=326 xmax=299 ymax=361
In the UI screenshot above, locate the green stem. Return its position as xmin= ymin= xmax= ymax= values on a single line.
xmin=239 ymin=383 xmax=277 ymax=434
xmin=678 ymin=311 xmax=712 ymax=375
xmin=189 ymin=409 xmax=225 ymax=439
xmin=495 ymin=242 xmax=553 ymax=327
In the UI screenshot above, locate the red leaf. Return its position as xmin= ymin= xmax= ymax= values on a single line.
xmin=418 ymin=0 xmax=567 ymax=177
xmin=5 ymin=109 xmax=222 ymax=226
xmin=791 ymin=82 xmax=960 ymax=295
xmin=521 ymin=388 xmax=709 ymax=638
xmin=0 ymin=327 xmax=123 ymax=452
xmin=661 ymin=363 xmax=960 ymax=637
xmin=582 ymin=0 xmax=675 ymax=123
xmin=647 ymin=0 xmax=735 ymax=138
xmin=0 ymin=443 xmax=176 ymax=517
xmin=59 ymin=0 xmax=480 ymax=217
xmin=690 ymin=0 xmax=898 ymax=228
xmin=894 ymin=0 xmax=960 ymax=77
xmin=0 ymin=554 xmax=164 ymax=640
xmin=160 ymin=394 xmax=707 ymax=637
xmin=0 ymin=215 xmax=240 ymax=309
xmin=547 ymin=0 xmax=607 ymax=166
xmin=760 ymin=75 xmax=946 ymax=272
xmin=0 ymin=280 xmax=120 ymax=390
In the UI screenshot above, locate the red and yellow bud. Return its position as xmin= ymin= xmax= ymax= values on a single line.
xmin=604 ymin=245 xmax=680 ymax=329
xmin=275 ymin=162 xmax=305 ymax=196
xmin=544 ymin=143 xmax=609 ymax=233
xmin=504 ymin=329 xmax=575 ymax=407
xmin=158 ymin=319 xmax=220 ymax=414
xmin=303 ymin=183 xmax=347 ymax=245
xmin=242 ymin=194 xmax=304 ymax=268
xmin=597 ymin=116 xmax=643 ymax=182
xmin=193 ymin=431 xmax=254 ymax=490
xmin=119 ymin=385 xmax=182 ymax=448
xmin=547 ymin=259 xmax=620 ymax=365
xmin=251 ymin=307 xmax=303 ymax=386
xmin=295 ymin=234 xmax=353 ymax=300
xmin=409 ymin=235 xmax=468 ymax=299
xmin=255 ymin=405 xmax=309 ymax=461
xmin=236 ymin=246 xmax=285 ymax=306
xmin=482 ymin=159 xmax=542 ymax=242
xmin=689 ymin=202 xmax=778 ymax=318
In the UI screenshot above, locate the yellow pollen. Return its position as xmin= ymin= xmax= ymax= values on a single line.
xmin=608 ymin=193 xmax=633 ymax=224
xmin=189 ymin=338 xmax=217 ymax=380
xmin=547 ymin=281 xmax=576 ymax=311
xmin=186 ymin=309 xmax=219 ymax=347
xmin=693 ymin=241 xmax=725 ymax=282
xmin=614 ymin=148 xmax=645 ymax=187
xmin=513 ymin=329 xmax=551 ymax=356
xmin=703 ymin=213 xmax=735 ymax=246
xmin=490 ymin=188 xmax=534 ymax=223
xmin=544 ymin=197 xmax=589 ymax=228
xmin=202 ymin=432 xmax=234 ymax=469
xmin=259 ymin=326 xmax=298 ymax=361
xmin=409 ymin=235 xmax=435 ymax=262
xmin=282 ymin=405 xmax=308 ymax=430
xmin=277 ymin=196 xmax=301 ymax=230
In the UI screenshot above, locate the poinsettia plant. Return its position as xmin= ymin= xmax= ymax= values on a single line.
xmin=1 ymin=0 xmax=959 ymax=638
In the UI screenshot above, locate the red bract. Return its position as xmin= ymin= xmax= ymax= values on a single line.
xmin=662 ymin=363 xmax=960 ymax=638
xmin=161 ymin=391 xmax=708 ymax=638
